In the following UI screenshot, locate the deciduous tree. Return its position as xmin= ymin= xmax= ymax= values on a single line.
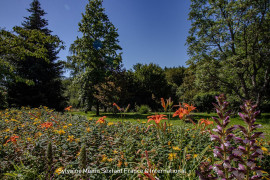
xmin=187 ymin=0 xmax=270 ymax=107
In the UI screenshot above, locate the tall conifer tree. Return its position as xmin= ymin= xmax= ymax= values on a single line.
xmin=7 ymin=0 xmax=65 ymax=110
xmin=67 ymin=0 xmax=122 ymax=115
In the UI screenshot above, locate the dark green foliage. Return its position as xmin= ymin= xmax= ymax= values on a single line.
xmin=194 ymin=92 xmax=219 ymax=113
xmin=5 ymin=0 xmax=65 ymax=110
xmin=79 ymin=145 xmax=87 ymax=169
xmin=132 ymin=63 xmax=169 ymax=110
xmin=164 ymin=66 xmax=186 ymax=103
xmin=46 ymin=142 xmax=53 ymax=165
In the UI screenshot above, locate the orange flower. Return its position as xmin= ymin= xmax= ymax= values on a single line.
xmin=6 ymin=135 xmax=19 ymax=144
xmin=96 ymin=116 xmax=107 ymax=124
xmin=183 ymin=103 xmax=196 ymax=112
xmin=161 ymin=98 xmax=166 ymax=110
xmin=40 ymin=122 xmax=53 ymax=129
xmin=64 ymin=106 xmax=72 ymax=111
xmin=147 ymin=114 xmax=167 ymax=124
xmin=113 ymin=103 xmax=121 ymax=111
xmin=199 ymin=118 xmax=213 ymax=126
xmin=173 ymin=108 xmax=189 ymax=119
xmin=160 ymin=97 xmax=173 ymax=112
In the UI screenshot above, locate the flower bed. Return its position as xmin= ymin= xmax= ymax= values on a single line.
xmin=0 ymin=96 xmax=269 ymax=179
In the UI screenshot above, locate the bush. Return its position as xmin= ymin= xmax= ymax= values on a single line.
xmin=137 ymin=104 xmax=151 ymax=114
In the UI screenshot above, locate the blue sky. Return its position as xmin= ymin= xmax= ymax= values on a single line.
xmin=0 ymin=0 xmax=191 ymax=74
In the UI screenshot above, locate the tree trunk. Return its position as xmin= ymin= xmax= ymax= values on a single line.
xmin=96 ymin=101 xmax=99 ymax=116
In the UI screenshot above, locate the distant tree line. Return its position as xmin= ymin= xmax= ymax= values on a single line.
xmin=1 ymin=0 xmax=269 ymax=114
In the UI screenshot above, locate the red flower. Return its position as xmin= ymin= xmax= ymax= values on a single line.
xmin=199 ymin=118 xmax=213 ymax=126
xmin=173 ymin=107 xmax=189 ymax=119
xmin=183 ymin=103 xmax=196 ymax=112
xmin=65 ymin=106 xmax=72 ymax=111
xmin=96 ymin=116 xmax=107 ymax=124
xmin=147 ymin=114 xmax=167 ymax=124
xmin=40 ymin=122 xmax=53 ymax=129
xmin=6 ymin=135 xmax=19 ymax=144
xmin=113 ymin=103 xmax=122 ymax=111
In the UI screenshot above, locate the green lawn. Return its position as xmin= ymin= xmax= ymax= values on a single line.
xmin=70 ymin=111 xmax=270 ymax=141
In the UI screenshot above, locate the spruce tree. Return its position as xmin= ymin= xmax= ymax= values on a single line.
xmin=67 ymin=0 xmax=122 ymax=115
xmin=7 ymin=0 xmax=65 ymax=110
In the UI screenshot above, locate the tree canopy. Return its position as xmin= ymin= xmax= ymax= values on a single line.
xmin=187 ymin=0 xmax=270 ymax=106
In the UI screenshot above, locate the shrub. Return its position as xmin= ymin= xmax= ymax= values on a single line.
xmin=137 ymin=104 xmax=151 ymax=114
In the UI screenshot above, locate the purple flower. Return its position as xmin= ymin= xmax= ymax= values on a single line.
xmin=210 ymin=135 xmax=222 ymax=143
xmin=232 ymin=149 xmax=243 ymax=156
xmin=232 ymin=170 xmax=245 ymax=180
xmin=223 ymin=160 xmax=231 ymax=169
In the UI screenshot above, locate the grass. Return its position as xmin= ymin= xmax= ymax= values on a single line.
xmin=70 ymin=111 xmax=270 ymax=141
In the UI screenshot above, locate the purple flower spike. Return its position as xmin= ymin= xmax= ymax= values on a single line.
xmin=198 ymin=95 xmax=264 ymax=180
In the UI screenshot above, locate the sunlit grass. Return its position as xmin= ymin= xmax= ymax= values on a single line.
xmin=70 ymin=111 xmax=270 ymax=140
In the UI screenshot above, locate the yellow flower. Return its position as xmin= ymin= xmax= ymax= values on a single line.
xmin=27 ymin=137 xmax=32 ymax=141
xmin=68 ymin=123 xmax=72 ymax=126
xmin=57 ymin=129 xmax=65 ymax=135
xmin=261 ymin=147 xmax=268 ymax=154
xmin=63 ymin=125 xmax=68 ymax=129
xmin=55 ymin=167 xmax=64 ymax=175
xmin=5 ymin=128 xmax=10 ymax=132
xmin=35 ymin=132 xmax=42 ymax=138
xmin=101 ymin=155 xmax=107 ymax=162
xmin=168 ymin=141 xmax=171 ymax=146
xmin=107 ymin=158 xmax=113 ymax=162
xmin=11 ymin=119 xmax=20 ymax=123
xmin=193 ymin=154 xmax=198 ymax=158
xmin=67 ymin=135 xmax=75 ymax=142
xmin=86 ymin=127 xmax=91 ymax=132
xmin=113 ymin=150 xmax=118 ymax=154
xmin=89 ymin=118 xmax=93 ymax=121
xmin=168 ymin=153 xmax=177 ymax=161
xmin=117 ymin=160 xmax=122 ymax=167
xmin=107 ymin=122 xmax=114 ymax=126
xmin=141 ymin=121 xmax=146 ymax=124
xmin=172 ymin=146 xmax=181 ymax=151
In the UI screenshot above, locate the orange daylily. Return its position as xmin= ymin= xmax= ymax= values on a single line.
xmin=173 ymin=107 xmax=189 ymax=119
xmin=147 ymin=114 xmax=167 ymax=124
xmin=199 ymin=118 xmax=213 ymax=126
xmin=183 ymin=103 xmax=196 ymax=112
xmin=6 ymin=135 xmax=19 ymax=144
xmin=40 ymin=122 xmax=53 ymax=129
xmin=160 ymin=97 xmax=173 ymax=112
xmin=96 ymin=116 xmax=106 ymax=124
xmin=65 ymin=106 xmax=72 ymax=111
xmin=161 ymin=98 xmax=166 ymax=110
xmin=113 ymin=103 xmax=122 ymax=111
